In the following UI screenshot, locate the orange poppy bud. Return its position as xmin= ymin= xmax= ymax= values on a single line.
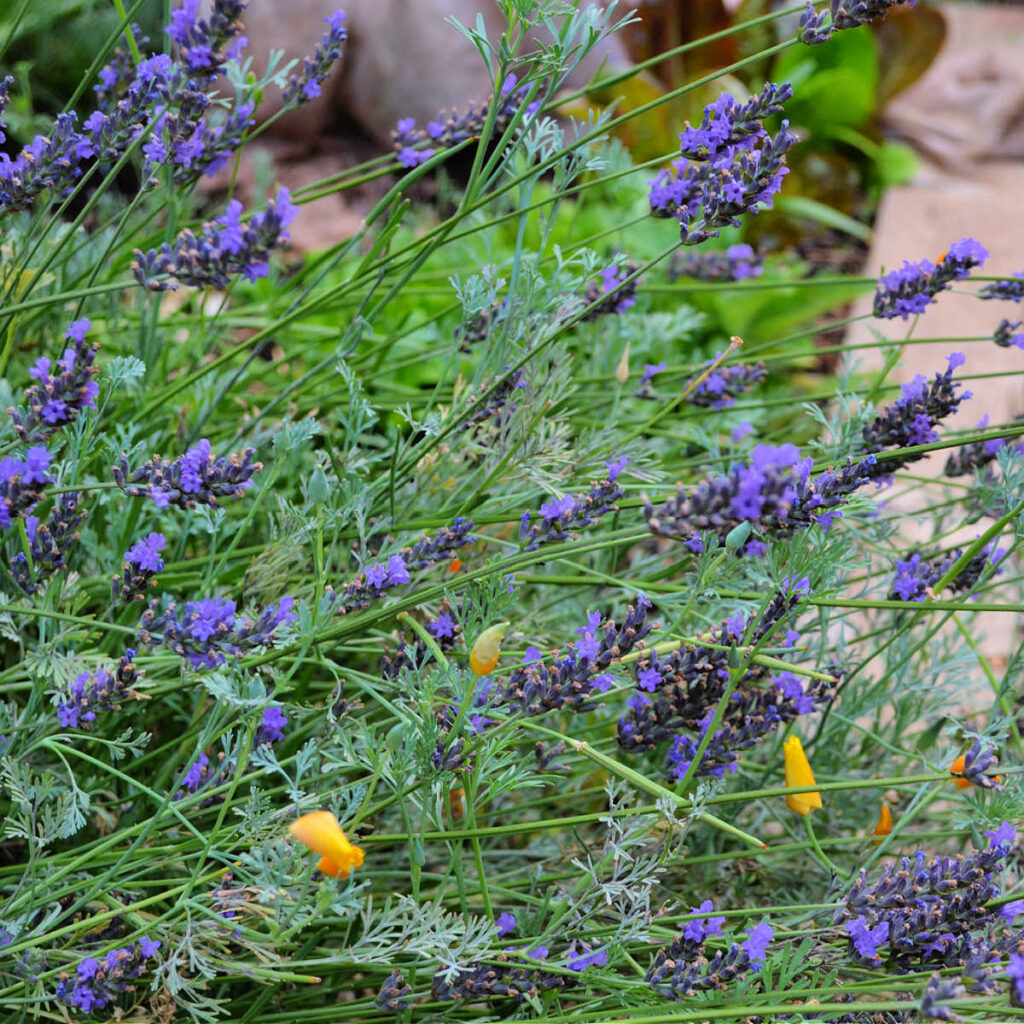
xmin=872 ymin=802 xmax=892 ymax=844
xmin=449 ymin=559 xmax=462 ymax=573
xmin=950 ymin=754 xmax=972 ymax=790
xmin=469 ymin=621 xmax=509 ymax=676
xmin=289 ymin=811 xmax=364 ymax=879
xmin=783 ymin=735 xmax=822 ymax=815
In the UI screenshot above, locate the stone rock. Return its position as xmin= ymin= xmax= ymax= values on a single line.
xmin=225 ymin=0 xmax=630 ymax=147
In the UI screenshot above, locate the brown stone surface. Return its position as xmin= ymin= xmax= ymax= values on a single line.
xmin=846 ymin=4 xmax=1024 ymax=663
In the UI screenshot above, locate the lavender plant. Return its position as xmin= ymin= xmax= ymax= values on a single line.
xmin=1 ymin=0 xmax=1022 ymax=1022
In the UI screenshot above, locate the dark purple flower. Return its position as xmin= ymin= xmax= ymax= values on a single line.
xmin=994 ymin=318 xmax=1024 ymax=349
xmin=519 ymin=475 xmax=624 ymax=551
xmin=132 ymin=188 xmax=297 ymax=291
xmin=55 ymin=650 xmax=142 ymax=729
xmin=11 ymin=492 xmax=84 ymax=594
xmin=986 ymin=821 xmax=1016 ymax=851
xmin=114 ymin=440 xmax=260 ymax=510
xmin=649 ymin=83 xmax=794 ymax=244
xmin=138 ymin=594 xmax=296 ymax=669
xmin=167 ymin=0 xmax=248 ymax=78
xmin=377 ymin=969 xmax=413 ymax=1012
xmin=845 ymin=916 xmax=890 ymax=960
xmin=889 ymin=542 xmax=1003 ymax=602
xmin=669 ymin=243 xmax=762 ymax=282
xmin=392 ymin=73 xmax=541 ymax=168
xmin=10 ymin=318 xmax=100 ymax=442
xmin=683 ymin=899 xmax=726 ymax=942
xmin=495 ymin=912 xmax=516 ymax=937
xmin=979 ymin=270 xmax=1024 ymax=303
xmin=742 ymin=921 xmax=773 ymax=966
xmin=567 ymin=943 xmax=607 ymax=972
xmin=0 ymin=448 xmax=53 ymax=530
xmin=55 ymin=937 xmax=161 ymax=1013
xmin=281 ymin=11 xmax=347 ymax=106
xmin=686 ymin=357 xmax=765 ymax=410
xmin=580 ymin=261 xmax=640 ymax=319
xmin=801 ymin=0 xmax=916 ymax=44
xmin=874 ymin=240 xmax=987 ymax=320
xmin=257 ymin=705 xmax=288 ymax=744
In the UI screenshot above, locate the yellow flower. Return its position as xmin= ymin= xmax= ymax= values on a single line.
xmin=783 ymin=734 xmax=821 ymax=815
xmin=469 ymin=621 xmax=509 ymax=676
xmin=872 ymin=802 xmax=892 ymax=844
xmin=289 ymin=811 xmax=364 ymax=879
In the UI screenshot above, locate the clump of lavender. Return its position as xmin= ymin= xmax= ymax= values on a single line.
xmin=648 ymin=82 xmax=795 ymax=244
xmin=458 ymin=369 xmax=527 ymax=430
xmin=113 ymin=438 xmax=261 ymax=510
xmin=979 ymin=271 xmax=1024 ymax=303
xmin=132 ymin=187 xmax=298 ymax=291
xmin=382 ymin=604 xmax=463 ymax=680
xmin=112 ymin=532 xmax=167 ymax=602
xmin=580 ymin=263 xmax=639 ymax=320
xmin=378 ymin=970 xmax=414 ymax=1012
xmin=257 ymin=706 xmax=288 ymax=745
xmin=9 ymin=318 xmax=100 ymax=443
xmin=634 ymin=361 xmax=666 ymax=401
xmin=834 ymin=823 xmax=1021 ymax=973
xmin=646 ymin=911 xmax=773 ymax=1000
xmin=11 ymin=493 xmax=85 ymax=594
xmin=519 ymin=462 xmax=626 ymax=551
xmin=55 ymin=937 xmax=161 ymax=1013
xmin=432 ymin=951 xmax=574 ymax=1002
xmin=0 ymin=447 xmax=53 ymax=529
xmin=55 ymin=651 xmax=143 ymax=728
xmin=994 ymin=318 xmax=1024 ymax=349
xmin=167 ymin=0 xmax=248 ymax=78
xmin=643 ymin=443 xmax=873 ymax=554
xmin=945 ymin=414 xmax=1024 ymax=477
xmin=873 ymin=239 xmax=988 ymax=320
xmin=861 ymin=354 xmax=970 ymax=478
xmin=137 ymin=594 xmax=296 ymax=669
xmin=668 ymin=243 xmax=763 ymax=282
xmin=282 ymin=11 xmax=347 ymax=104
xmin=618 ymin=585 xmax=830 ymax=779
xmin=888 ymin=542 xmax=1004 ymax=602
xmin=685 ymin=357 xmax=765 ymax=409
xmin=495 ymin=596 xmax=653 ymax=717
xmin=174 ymin=749 xmax=233 ymax=804
xmin=329 ymin=517 xmax=475 ymax=616
xmin=392 ymin=72 xmax=540 ymax=168
xmin=801 ymin=0 xmax=917 ymax=45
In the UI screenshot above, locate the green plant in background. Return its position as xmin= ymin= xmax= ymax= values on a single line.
xmin=0 ymin=1 xmax=1022 ymax=1023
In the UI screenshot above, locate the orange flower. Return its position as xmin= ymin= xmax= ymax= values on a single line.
xmin=950 ymin=754 xmax=972 ymax=791
xmin=289 ymin=811 xmax=364 ymax=878
xmin=469 ymin=621 xmax=509 ymax=676
xmin=449 ymin=559 xmax=463 ymax=573
xmin=783 ymin=735 xmax=822 ymax=816
xmin=872 ymin=802 xmax=892 ymax=844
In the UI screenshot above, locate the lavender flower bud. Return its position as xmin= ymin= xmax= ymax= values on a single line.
xmin=686 ymin=358 xmax=765 ymax=410
xmin=9 ymin=318 xmax=99 ymax=442
xmin=11 ymin=492 xmax=85 ymax=594
xmin=131 ymin=187 xmax=298 ymax=291
xmin=668 ymin=243 xmax=763 ymax=282
xmin=55 ymin=650 xmax=143 ymax=728
xmin=55 ymin=937 xmax=161 ymax=1013
xmin=392 ymin=72 xmax=541 ymax=168
xmin=944 ymin=413 xmax=1024 ymax=476
xmin=0 ymin=447 xmax=53 ymax=529
xmin=113 ymin=439 xmax=261 ymax=510
xmin=256 ymin=705 xmax=288 ymax=745
xmin=979 ymin=271 xmax=1024 ymax=302
xmin=167 ymin=0 xmax=249 ymax=79
xmin=281 ymin=11 xmax=347 ymax=105
xmin=861 ymin=354 xmax=970 ymax=478
xmin=112 ymin=532 xmax=167 ymax=602
xmin=889 ymin=542 xmax=1004 ymax=601
xmin=458 ymin=369 xmax=526 ymax=430
xmin=174 ymin=749 xmax=233 ymax=804
xmin=994 ymin=318 xmax=1024 ymax=349
xmin=580 ymin=263 xmax=639 ymax=320
xmin=874 ymin=239 xmax=988 ymax=320
xmin=378 ymin=969 xmax=413 ymax=1012
xmin=137 ymin=594 xmax=296 ymax=669
xmin=432 ymin=952 xmax=572 ymax=1002
xmin=519 ymin=473 xmax=625 ymax=551
xmin=649 ymin=82 xmax=795 ymax=244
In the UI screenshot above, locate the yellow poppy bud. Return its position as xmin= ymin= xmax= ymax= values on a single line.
xmin=469 ymin=621 xmax=509 ymax=676
xmin=289 ymin=810 xmax=364 ymax=879
xmin=783 ymin=735 xmax=821 ymax=815
xmin=872 ymin=802 xmax=892 ymax=844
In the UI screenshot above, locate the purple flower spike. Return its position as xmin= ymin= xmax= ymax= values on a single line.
xmin=257 ymin=705 xmax=288 ymax=745
xmin=874 ymin=239 xmax=987 ymax=320
xmin=114 ymin=440 xmax=260 ymax=510
xmin=282 ymin=11 xmax=347 ymax=106
xmin=132 ymin=189 xmax=296 ymax=291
